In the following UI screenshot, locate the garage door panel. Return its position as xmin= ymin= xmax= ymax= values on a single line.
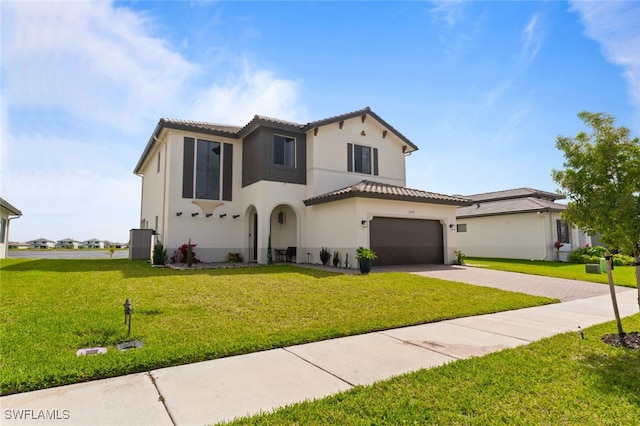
xmin=370 ymin=217 xmax=443 ymax=265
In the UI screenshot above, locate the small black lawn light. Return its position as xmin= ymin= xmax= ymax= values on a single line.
xmin=117 ymin=298 xmax=144 ymax=351
xmin=124 ymin=298 xmax=133 ymax=338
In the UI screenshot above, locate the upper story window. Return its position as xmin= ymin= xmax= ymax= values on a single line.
xmin=183 ymin=137 xmax=233 ymax=201
xmin=556 ymin=219 xmax=570 ymax=243
xmin=196 ymin=139 xmax=221 ymax=200
xmin=274 ymin=135 xmax=295 ymax=167
xmin=347 ymin=143 xmax=378 ymax=175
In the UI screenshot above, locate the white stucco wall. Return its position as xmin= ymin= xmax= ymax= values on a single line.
xmin=456 ymin=212 xmax=555 ymax=260
xmin=306 ymin=116 xmax=408 ymax=198
xmin=305 ymin=197 xmax=459 ymax=266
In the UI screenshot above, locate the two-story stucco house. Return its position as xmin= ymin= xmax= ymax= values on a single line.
xmin=456 ymin=188 xmax=591 ymax=261
xmin=134 ymin=107 xmax=471 ymax=266
xmin=1 ymin=197 xmax=22 ymax=258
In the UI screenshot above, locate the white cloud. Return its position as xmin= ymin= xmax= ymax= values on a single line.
xmin=521 ymin=14 xmax=543 ymax=66
xmin=1 ymin=1 xmax=306 ymax=242
xmin=570 ymin=0 xmax=640 ymax=123
xmin=1 ymin=1 xmax=197 ymax=132
xmin=187 ymin=62 xmax=307 ymax=125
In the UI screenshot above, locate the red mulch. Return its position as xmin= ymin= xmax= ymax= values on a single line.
xmin=601 ymin=332 xmax=640 ymax=350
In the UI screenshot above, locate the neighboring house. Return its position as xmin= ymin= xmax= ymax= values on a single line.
xmin=8 ymin=242 xmax=30 ymax=250
xmin=55 ymin=238 xmax=81 ymax=249
xmin=105 ymin=241 xmax=128 ymax=249
xmin=456 ymin=188 xmax=591 ymax=261
xmin=1 ymin=197 xmax=22 ymax=258
xmin=134 ymin=107 xmax=471 ymax=266
xmin=28 ymin=238 xmax=56 ymax=249
xmin=83 ymin=239 xmax=105 ymax=249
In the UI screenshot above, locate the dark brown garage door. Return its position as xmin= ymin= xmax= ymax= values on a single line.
xmin=370 ymin=217 xmax=444 ymax=265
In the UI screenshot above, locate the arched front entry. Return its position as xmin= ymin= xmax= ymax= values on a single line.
xmin=269 ymin=204 xmax=298 ymax=262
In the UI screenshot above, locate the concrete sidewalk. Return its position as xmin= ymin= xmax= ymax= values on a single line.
xmin=1 ymin=276 xmax=637 ymax=426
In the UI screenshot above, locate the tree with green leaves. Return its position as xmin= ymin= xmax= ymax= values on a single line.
xmin=552 ymin=111 xmax=640 ymax=326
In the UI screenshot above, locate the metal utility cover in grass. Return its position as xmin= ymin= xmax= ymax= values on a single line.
xmin=117 ymin=340 xmax=144 ymax=351
xmin=76 ymin=347 xmax=107 ymax=357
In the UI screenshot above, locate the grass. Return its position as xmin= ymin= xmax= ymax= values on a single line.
xmin=224 ymin=314 xmax=640 ymax=425
xmin=467 ymin=257 xmax=638 ymax=288
xmin=0 ymin=259 xmax=554 ymax=395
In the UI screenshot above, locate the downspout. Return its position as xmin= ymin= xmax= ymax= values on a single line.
xmin=5 ymin=214 xmax=22 ymax=258
xmin=548 ymin=210 xmax=554 ymax=261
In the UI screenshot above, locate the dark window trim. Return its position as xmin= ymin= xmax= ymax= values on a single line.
xmin=273 ymin=134 xmax=296 ymax=168
xmin=348 ymin=143 xmax=378 ymax=176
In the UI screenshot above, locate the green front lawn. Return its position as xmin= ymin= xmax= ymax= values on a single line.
xmin=226 ymin=314 xmax=640 ymax=425
xmin=0 ymin=259 xmax=554 ymax=395
xmin=467 ymin=257 xmax=638 ymax=288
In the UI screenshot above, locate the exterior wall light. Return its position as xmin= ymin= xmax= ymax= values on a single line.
xmin=205 ymin=213 xmax=213 ymax=217
xmin=219 ymin=214 xmax=227 ymax=218
xmin=361 ymin=220 xmax=368 ymax=228
xmin=176 ymin=212 xmax=182 ymax=216
xmin=191 ymin=212 xmax=199 ymax=217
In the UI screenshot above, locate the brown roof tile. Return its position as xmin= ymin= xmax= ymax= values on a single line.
xmin=304 ymin=180 xmax=472 ymax=206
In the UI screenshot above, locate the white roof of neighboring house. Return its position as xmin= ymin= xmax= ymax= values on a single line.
xmin=0 ymin=197 xmax=22 ymax=216
xmin=457 ymin=187 xmax=567 ymax=219
xmin=304 ymin=180 xmax=472 ymax=207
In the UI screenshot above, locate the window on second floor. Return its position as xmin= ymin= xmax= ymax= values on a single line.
xmin=183 ymin=137 xmax=233 ymax=201
xmin=556 ymin=219 xmax=570 ymax=243
xmin=347 ymin=143 xmax=378 ymax=175
xmin=274 ymin=135 xmax=295 ymax=167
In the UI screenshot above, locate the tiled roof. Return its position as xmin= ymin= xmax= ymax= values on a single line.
xmin=135 ymin=108 xmax=418 ymax=174
xmin=463 ymin=187 xmax=564 ymax=202
xmin=304 ymin=180 xmax=472 ymax=206
xmin=457 ymin=197 xmax=566 ymax=218
xmin=0 ymin=197 xmax=22 ymax=216
xmin=159 ymin=118 xmax=243 ymax=134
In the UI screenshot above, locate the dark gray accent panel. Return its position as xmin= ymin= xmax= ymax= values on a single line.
xmin=182 ymin=137 xmax=195 ymax=198
xmin=242 ymin=126 xmax=306 ymax=187
xmin=373 ymin=148 xmax=379 ymax=176
xmin=370 ymin=217 xmax=444 ymax=265
xmin=223 ymin=143 xmax=233 ymax=201
xmin=347 ymin=143 xmax=353 ymax=172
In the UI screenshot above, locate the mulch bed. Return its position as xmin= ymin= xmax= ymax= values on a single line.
xmin=601 ymin=332 xmax=640 ymax=350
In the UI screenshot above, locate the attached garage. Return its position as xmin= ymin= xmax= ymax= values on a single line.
xmin=370 ymin=217 xmax=444 ymax=265
xmin=303 ymin=180 xmax=472 ymax=266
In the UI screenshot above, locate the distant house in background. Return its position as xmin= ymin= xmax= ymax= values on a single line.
xmin=105 ymin=241 xmax=129 ymax=249
xmin=1 ymin=197 xmax=22 ymax=258
xmin=28 ymin=238 xmax=56 ymax=250
xmin=83 ymin=239 xmax=105 ymax=249
xmin=8 ymin=242 xmax=30 ymax=250
xmin=456 ymin=188 xmax=591 ymax=261
xmin=56 ymin=238 xmax=81 ymax=249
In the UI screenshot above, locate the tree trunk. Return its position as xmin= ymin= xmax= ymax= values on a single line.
xmin=635 ymin=253 xmax=640 ymax=312
xmin=606 ymin=257 xmax=624 ymax=335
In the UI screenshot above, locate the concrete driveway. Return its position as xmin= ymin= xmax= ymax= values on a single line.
xmin=372 ymin=264 xmax=635 ymax=302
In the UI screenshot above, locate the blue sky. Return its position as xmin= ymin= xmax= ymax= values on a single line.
xmin=2 ymin=1 xmax=639 ymax=243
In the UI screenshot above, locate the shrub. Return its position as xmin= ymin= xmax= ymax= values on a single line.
xmin=568 ymin=245 xmax=607 ymax=264
xmin=227 ymin=252 xmax=243 ymax=263
xmin=171 ymin=241 xmax=201 ymax=264
xmin=320 ymin=247 xmax=331 ymax=266
xmin=332 ymin=251 xmax=340 ymax=267
xmin=152 ymin=241 xmax=167 ymax=265
xmin=613 ymin=253 xmax=634 ymax=266
xmin=453 ymin=250 xmax=466 ymax=265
